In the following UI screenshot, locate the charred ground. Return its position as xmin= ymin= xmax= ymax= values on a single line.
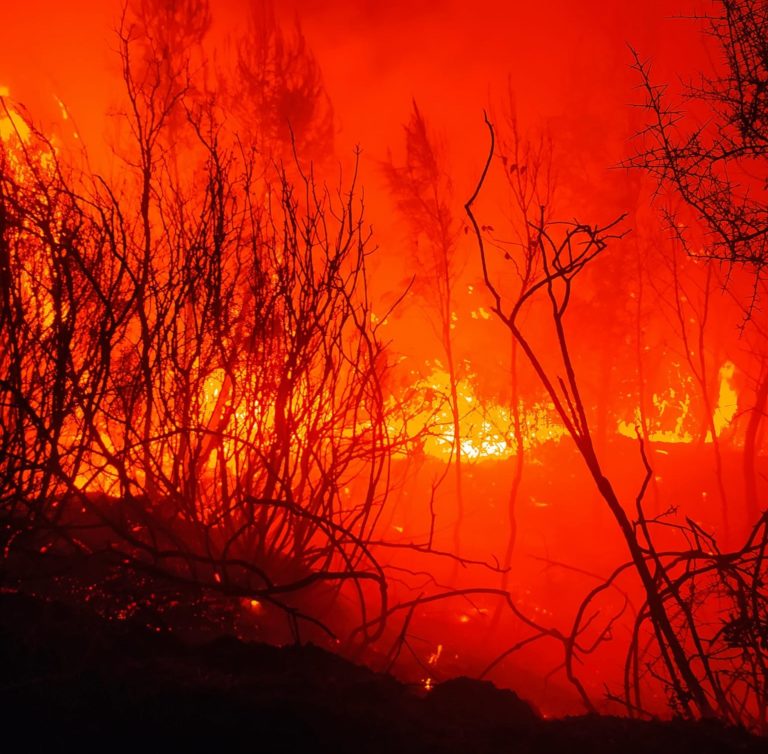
xmin=1 ymin=590 xmax=764 ymax=753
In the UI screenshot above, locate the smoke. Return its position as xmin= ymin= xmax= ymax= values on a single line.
xmin=0 ymin=1 xmax=705 ymax=179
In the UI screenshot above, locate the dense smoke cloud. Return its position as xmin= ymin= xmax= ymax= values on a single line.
xmin=0 ymin=1 xmax=705 ymax=174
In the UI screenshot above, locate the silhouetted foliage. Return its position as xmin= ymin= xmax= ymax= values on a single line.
xmin=233 ymin=0 xmax=335 ymax=164
xmin=629 ymin=0 xmax=767 ymax=271
xmin=468 ymin=111 xmax=768 ymax=734
xmin=0 ymin=21 xmax=388 ymax=641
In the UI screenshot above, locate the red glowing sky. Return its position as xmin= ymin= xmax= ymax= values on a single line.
xmin=0 ymin=1 xmax=717 ymax=419
xmin=0 ymin=0 xmax=709 ymax=182
xmin=0 ymin=0 xmax=722 ymax=416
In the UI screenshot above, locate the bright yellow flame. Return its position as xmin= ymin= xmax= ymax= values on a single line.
xmin=389 ymin=368 xmax=566 ymax=461
xmin=427 ymin=643 xmax=443 ymax=666
xmin=618 ymin=361 xmax=739 ymax=444
xmin=711 ymin=361 xmax=738 ymax=438
xmin=0 ymin=86 xmax=31 ymax=143
xmin=617 ymin=389 xmax=694 ymax=444
xmin=0 ymin=103 xmax=31 ymax=143
xmin=54 ymin=95 xmax=69 ymax=121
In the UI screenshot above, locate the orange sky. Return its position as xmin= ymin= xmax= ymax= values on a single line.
xmin=0 ymin=0 xmax=709 ymax=182
xmin=0 ymin=0 xmax=715 ymax=398
xmin=0 ymin=0 xmax=717 ymax=392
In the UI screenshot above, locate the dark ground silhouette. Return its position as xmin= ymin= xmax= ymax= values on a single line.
xmin=1 ymin=591 xmax=764 ymax=753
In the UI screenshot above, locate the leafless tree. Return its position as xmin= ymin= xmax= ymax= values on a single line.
xmin=467 ymin=117 xmax=671 ymax=707
xmin=484 ymin=102 xmax=554 ymax=607
xmin=468 ymin=112 xmax=768 ymax=731
xmin=0 ymin=15 xmax=393 ymax=643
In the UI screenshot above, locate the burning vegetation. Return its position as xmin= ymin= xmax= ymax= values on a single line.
xmin=1 ymin=0 xmax=767 ymax=742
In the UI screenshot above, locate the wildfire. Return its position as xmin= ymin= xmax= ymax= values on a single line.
xmin=617 ymin=361 xmax=738 ymax=445
xmin=711 ymin=361 xmax=738 ymax=439
xmin=3 ymin=0 xmax=767 ymax=734
xmin=70 ymin=345 xmax=746 ymax=499
xmin=388 ymin=368 xmax=567 ymax=462
xmin=0 ymin=86 xmax=30 ymax=143
xmin=0 ymin=75 xmax=748 ymax=508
